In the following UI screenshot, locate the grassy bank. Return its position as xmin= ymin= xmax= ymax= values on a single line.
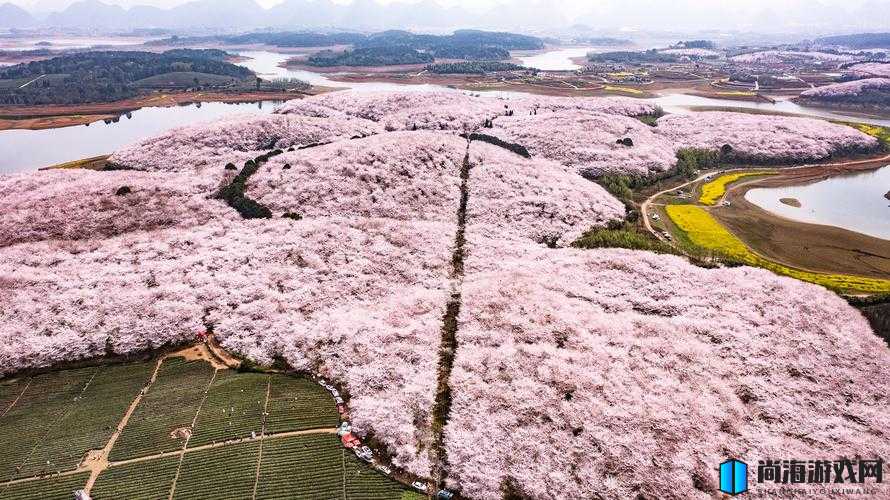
xmin=665 ymin=204 xmax=890 ymax=294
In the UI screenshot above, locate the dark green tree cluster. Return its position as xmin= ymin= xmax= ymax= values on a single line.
xmin=307 ymin=46 xmax=434 ymax=67
xmin=0 ymin=50 xmax=254 ymax=105
xmin=425 ymin=61 xmax=529 ymax=74
xmin=588 ymin=50 xmax=680 ymax=64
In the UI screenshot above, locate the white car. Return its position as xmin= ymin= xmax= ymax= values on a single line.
xmin=376 ymin=465 xmax=392 ymax=475
xmin=411 ymin=481 xmax=428 ymax=492
xmin=651 ymin=214 xmax=660 ymax=221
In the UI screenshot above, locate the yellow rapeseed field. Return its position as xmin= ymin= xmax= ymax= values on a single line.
xmin=603 ymin=85 xmax=645 ymax=95
xmin=698 ymin=171 xmax=776 ymax=205
xmin=665 ymin=205 xmax=890 ymax=294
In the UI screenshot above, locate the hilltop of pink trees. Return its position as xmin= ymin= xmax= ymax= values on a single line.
xmin=0 ymin=169 xmax=232 ymax=247
xmin=246 ymin=132 xmax=467 ymax=222
xmin=274 ymin=92 xmax=660 ymax=134
xmin=801 ymin=78 xmax=890 ymax=98
xmin=655 ymin=112 xmax=879 ymax=162
xmin=659 ymin=47 xmax=721 ymax=57
xmin=505 ymin=95 xmax=660 ymax=117
xmin=275 ymin=91 xmax=508 ymax=132
xmin=1 ymin=215 xmax=453 ymax=478
xmin=108 ymin=113 xmax=382 ymax=184
xmin=2 ymin=91 xmax=889 ymax=497
xmin=486 ymin=110 xmax=677 ymax=176
xmin=466 ymin=142 xmax=624 ymax=245
xmin=730 ymin=51 xmax=860 ymax=65
xmin=245 ymin=132 xmax=624 ymax=244
xmin=446 ymin=235 xmax=890 ymax=499
xmin=848 ymin=62 xmax=890 ymax=78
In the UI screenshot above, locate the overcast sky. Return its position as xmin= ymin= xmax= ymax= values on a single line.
xmin=8 ymin=0 xmax=890 ymax=32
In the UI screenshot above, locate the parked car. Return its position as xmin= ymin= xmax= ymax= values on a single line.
xmin=651 ymin=214 xmax=660 ymax=221
xmin=341 ymin=432 xmax=361 ymax=448
xmin=411 ymin=481 xmax=428 ymax=492
xmin=376 ymin=465 xmax=392 ymax=475
xmin=337 ymin=422 xmax=351 ymax=436
xmin=437 ymin=489 xmax=455 ymax=500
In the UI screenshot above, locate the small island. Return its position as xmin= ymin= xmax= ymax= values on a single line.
xmin=780 ymin=197 xmax=803 ymax=207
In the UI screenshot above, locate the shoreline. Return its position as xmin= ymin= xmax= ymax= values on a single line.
xmin=714 ymin=161 xmax=890 ymax=280
xmin=0 ymin=89 xmax=313 ymax=130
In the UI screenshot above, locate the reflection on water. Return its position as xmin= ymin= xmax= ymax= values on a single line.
xmin=234 ymin=50 xmax=452 ymax=92
xmin=515 ymin=47 xmax=594 ymax=71
xmin=0 ymin=101 xmax=277 ymax=174
xmin=745 ymin=165 xmax=890 ymax=240
xmin=0 ymin=37 xmax=152 ymax=51
xmin=4 ymin=49 xmax=890 ymax=174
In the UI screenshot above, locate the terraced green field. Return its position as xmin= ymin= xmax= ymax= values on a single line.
xmin=188 ymin=371 xmax=268 ymax=448
xmin=0 ymin=355 xmax=419 ymax=499
xmin=255 ymin=434 xmax=345 ymax=499
xmin=265 ymin=376 xmax=340 ymax=434
xmin=174 ymin=441 xmax=261 ymax=499
xmin=2 ymin=471 xmax=90 ymax=500
xmin=18 ymin=362 xmax=154 ymax=477
xmin=110 ymin=358 xmax=216 ymax=461
xmin=0 ymin=367 xmax=100 ymax=480
xmin=92 ymin=456 xmax=180 ymax=500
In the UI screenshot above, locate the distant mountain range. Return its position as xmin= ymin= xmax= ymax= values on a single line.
xmin=3 ymin=0 xmax=890 ymax=34
xmin=0 ymin=0 xmax=569 ymax=31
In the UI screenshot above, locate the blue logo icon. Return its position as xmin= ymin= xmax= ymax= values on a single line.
xmin=720 ymin=459 xmax=748 ymax=495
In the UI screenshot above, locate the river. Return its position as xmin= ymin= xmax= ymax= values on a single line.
xmin=2 ymin=48 xmax=890 ymax=174
xmin=745 ymin=165 xmax=890 ymax=240
xmin=0 ymin=101 xmax=279 ymax=173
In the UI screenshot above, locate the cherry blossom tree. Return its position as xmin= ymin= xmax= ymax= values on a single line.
xmin=655 ymin=112 xmax=879 ymax=163
xmin=1 ymin=90 xmax=887 ymax=498
xmin=800 ymin=78 xmax=890 ymax=98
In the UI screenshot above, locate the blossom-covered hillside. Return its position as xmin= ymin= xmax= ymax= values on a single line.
xmin=2 ymin=90 xmax=887 ymax=499
xmin=730 ymin=51 xmax=860 ymax=65
xmin=0 ymin=170 xmax=232 ymax=247
xmin=108 ymin=113 xmax=382 ymax=184
xmin=275 ymin=91 xmax=508 ymax=132
xmin=800 ymin=78 xmax=890 ymax=98
xmin=245 ymin=132 xmax=468 ymax=222
xmin=655 ymin=112 xmax=879 ymax=162
xmin=849 ymin=62 xmax=890 ymax=78
xmin=446 ymin=234 xmax=890 ymax=499
xmin=484 ymin=110 xmax=677 ymax=176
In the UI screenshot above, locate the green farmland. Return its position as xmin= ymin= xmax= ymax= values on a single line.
xmin=0 ymin=354 xmax=417 ymax=500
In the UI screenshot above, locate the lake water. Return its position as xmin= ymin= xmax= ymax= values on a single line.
xmin=234 ymin=50 xmax=450 ymax=92
xmin=515 ymin=47 xmax=594 ymax=71
xmin=745 ymin=165 xmax=890 ymax=240
xmin=0 ymin=37 xmax=152 ymax=51
xmin=3 ymin=49 xmax=890 ymax=173
xmin=648 ymin=93 xmax=890 ymax=128
xmin=0 ymin=101 xmax=278 ymax=173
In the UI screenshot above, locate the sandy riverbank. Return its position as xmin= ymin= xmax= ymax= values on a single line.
xmin=713 ymin=160 xmax=890 ymax=279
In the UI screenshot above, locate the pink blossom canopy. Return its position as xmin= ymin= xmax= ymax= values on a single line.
xmin=1 ymin=90 xmax=887 ymax=499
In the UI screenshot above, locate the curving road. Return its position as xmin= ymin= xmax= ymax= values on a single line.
xmin=640 ymin=153 xmax=890 ymax=241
